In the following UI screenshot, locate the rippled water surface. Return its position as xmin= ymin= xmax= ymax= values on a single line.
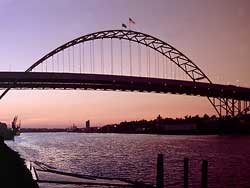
xmin=6 ymin=133 xmax=250 ymax=188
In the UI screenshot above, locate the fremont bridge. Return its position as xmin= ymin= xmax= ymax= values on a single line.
xmin=0 ymin=30 xmax=249 ymax=117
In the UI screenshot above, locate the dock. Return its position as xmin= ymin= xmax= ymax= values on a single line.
xmin=26 ymin=161 xmax=155 ymax=188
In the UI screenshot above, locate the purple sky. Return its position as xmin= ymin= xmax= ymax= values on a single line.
xmin=0 ymin=0 xmax=250 ymax=127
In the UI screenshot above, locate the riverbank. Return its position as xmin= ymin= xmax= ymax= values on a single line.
xmin=0 ymin=137 xmax=38 ymax=188
xmin=21 ymin=114 xmax=250 ymax=135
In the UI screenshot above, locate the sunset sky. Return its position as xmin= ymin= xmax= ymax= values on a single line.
xmin=0 ymin=0 xmax=250 ymax=128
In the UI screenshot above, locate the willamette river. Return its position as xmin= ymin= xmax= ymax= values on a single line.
xmin=6 ymin=133 xmax=250 ymax=188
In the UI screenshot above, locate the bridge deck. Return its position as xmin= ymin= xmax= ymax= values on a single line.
xmin=0 ymin=72 xmax=249 ymax=100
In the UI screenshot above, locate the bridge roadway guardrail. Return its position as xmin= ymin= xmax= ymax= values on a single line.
xmin=0 ymin=72 xmax=249 ymax=101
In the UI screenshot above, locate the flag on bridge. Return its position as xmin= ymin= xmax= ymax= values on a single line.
xmin=129 ymin=17 xmax=136 ymax=24
xmin=122 ymin=23 xmax=127 ymax=29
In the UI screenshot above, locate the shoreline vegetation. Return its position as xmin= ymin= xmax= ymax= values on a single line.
xmin=21 ymin=114 xmax=250 ymax=135
xmin=0 ymin=136 xmax=38 ymax=188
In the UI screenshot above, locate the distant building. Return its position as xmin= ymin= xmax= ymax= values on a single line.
xmin=86 ymin=120 xmax=90 ymax=130
xmin=162 ymin=123 xmax=197 ymax=131
xmin=156 ymin=115 xmax=163 ymax=126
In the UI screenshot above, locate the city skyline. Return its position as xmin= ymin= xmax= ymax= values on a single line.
xmin=0 ymin=0 xmax=250 ymax=127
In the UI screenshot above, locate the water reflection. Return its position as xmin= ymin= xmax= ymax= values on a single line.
xmin=6 ymin=133 xmax=250 ymax=188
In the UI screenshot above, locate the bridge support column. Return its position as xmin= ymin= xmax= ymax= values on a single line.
xmin=209 ymin=97 xmax=250 ymax=118
xmin=232 ymin=99 xmax=235 ymax=117
xmin=219 ymin=98 xmax=222 ymax=118
xmin=225 ymin=99 xmax=229 ymax=116
xmin=244 ymin=101 xmax=248 ymax=115
xmin=238 ymin=100 xmax=241 ymax=115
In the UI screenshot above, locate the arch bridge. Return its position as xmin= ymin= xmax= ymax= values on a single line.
xmin=0 ymin=30 xmax=249 ymax=117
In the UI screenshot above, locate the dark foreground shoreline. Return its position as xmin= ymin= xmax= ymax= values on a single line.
xmin=0 ymin=137 xmax=38 ymax=188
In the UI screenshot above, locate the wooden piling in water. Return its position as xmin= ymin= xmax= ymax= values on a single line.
xmin=156 ymin=154 xmax=164 ymax=188
xmin=184 ymin=158 xmax=189 ymax=188
xmin=201 ymin=160 xmax=208 ymax=188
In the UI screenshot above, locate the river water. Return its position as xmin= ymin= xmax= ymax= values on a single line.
xmin=6 ymin=133 xmax=250 ymax=188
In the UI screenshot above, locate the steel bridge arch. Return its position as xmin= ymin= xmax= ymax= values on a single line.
xmin=26 ymin=30 xmax=211 ymax=83
xmin=1 ymin=30 xmax=248 ymax=117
